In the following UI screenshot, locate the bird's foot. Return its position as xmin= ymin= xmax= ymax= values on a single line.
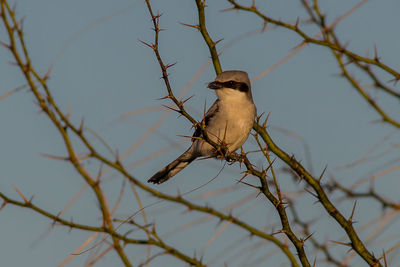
xmin=227 ymin=152 xmax=246 ymax=164
xmin=215 ymin=144 xmax=246 ymax=164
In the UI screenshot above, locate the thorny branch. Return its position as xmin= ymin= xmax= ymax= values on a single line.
xmin=227 ymin=0 xmax=400 ymax=129
xmin=226 ymin=0 xmax=400 ymax=81
xmin=141 ymin=1 xmax=300 ymax=266
xmin=0 ymin=191 xmax=205 ymax=267
xmin=0 ymin=1 xmax=299 ymax=266
xmin=192 ymin=0 xmax=396 ymax=266
xmin=1 ymin=0 xmax=399 ymax=266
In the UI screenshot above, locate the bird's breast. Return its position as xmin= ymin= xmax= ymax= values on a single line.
xmin=206 ymin=98 xmax=256 ymax=152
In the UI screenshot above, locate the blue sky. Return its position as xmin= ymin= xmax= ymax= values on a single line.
xmin=1 ymin=0 xmax=400 ymax=266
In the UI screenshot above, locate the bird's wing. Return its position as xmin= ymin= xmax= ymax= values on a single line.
xmin=192 ymin=99 xmax=219 ymax=141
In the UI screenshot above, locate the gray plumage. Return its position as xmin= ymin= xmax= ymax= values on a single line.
xmin=148 ymin=70 xmax=256 ymax=184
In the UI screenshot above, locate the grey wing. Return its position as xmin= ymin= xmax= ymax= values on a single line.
xmin=192 ymin=100 xmax=219 ymax=141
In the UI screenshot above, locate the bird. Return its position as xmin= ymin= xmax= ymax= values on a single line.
xmin=148 ymin=70 xmax=256 ymax=184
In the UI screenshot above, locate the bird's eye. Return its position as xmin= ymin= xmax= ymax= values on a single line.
xmin=226 ymin=81 xmax=235 ymax=88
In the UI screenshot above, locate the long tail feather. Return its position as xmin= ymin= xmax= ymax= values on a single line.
xmin=148 ymin=149 xmax=195 ymax=184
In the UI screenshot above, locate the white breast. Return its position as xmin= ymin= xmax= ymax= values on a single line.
xmin=199 ymin=91 xmax=256 ymax=155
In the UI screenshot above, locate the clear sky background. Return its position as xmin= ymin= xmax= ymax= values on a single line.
xmin=1 ymin=0 xmax=400 ymax=266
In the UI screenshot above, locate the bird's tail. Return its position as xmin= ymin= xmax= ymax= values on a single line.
xmin=148 ymin=148 xmax=196 ymax=184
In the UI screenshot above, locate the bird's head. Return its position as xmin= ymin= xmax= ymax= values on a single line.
xmin=207 ymin=70 xmax=253 ymax=102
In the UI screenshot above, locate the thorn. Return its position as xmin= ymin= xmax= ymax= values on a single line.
xmin=177 ymin=188 xmax=182 ymax=198
xmin=348 ymin=200 xmax=357 ymax=224
xmin=388 ymin=75 xmax=400 ymax=86
xmin=313 ymin=257 xmax=317 ymax=267
xmin=213 ymin=38 xmax=224 ymax=47
xmin=331 ymin=71 xmax=344 ymax=78
xmin=165 ymin=62 xmax=177 ymax=69
xmin=177 ymin=134 xmax=198 ymax=140
xmin=151 ymin=219 xmax=156 ymax=234
xmin=343 ymin=58 xmax=355 ymax=66
xmin=96 ymin=164 xmax=103 ymax=184
xmin=255 ymin=112 xmax=264 ymax=123
xmin=304 ymin=188 xmax=318 ymax=199
xmin=0 ymin=40 xmax=10 ymax=49
xmin=162 ymin=104 xmax=181 ymax=113
xmin=138 ymin=39 xmax=155 ymax=50
xmin=342 ymin=41 xmax=350 ymax=51
xmin=153 ymin=11 xmax=162 ymax=20
xmin=262 ymin=112 xmax=271 ymax=128
xmin=66 ymin=105 xmax=71 ymax=121
xmin=40 ymin=153 xmax=69 ymax=161
xmin=0 ymin=199 xmax=8 ymax=210
xmin=115 ymin=149 xmax=121 ymax=166
xmin=317 ymin=165 xmax=328 ymax=183
xmin=12 ymin=184 xmax=29 ymax=204
xmin=18 ymin=16 xmax=26 ymax=31
xmin=329 ymin=239 xmax=352 ymax=247
xmin=52 ymin=211 xmax=61 ymax=227
xmin=157 ymin=95 xmax=171 ymax=101
xmin=265 ymin=157 xmax=276 ymax=173
xmin=237 ymin=178 xmax=260 ymax=190
xmin=78 ymin=118 xmax=84 ymax=134
xmin=235 ymin=147 xmax=246 ymax=167
xmin=160 ymin=72 xmax=169 ymax=80
xmin=295 ymin=17 xmax=300 ymax=28
xmin=181 ymin=95 xmax=195 ymax=105
xmin=302 ymin=232 xmax=314 ymax=244
xmin=237 ymin=171 xmax=251 ymax=183
xmin=220 ymin=7 xmax=237 ymax=13
xmin=373 ymin=44 xmax=380 ymax=62
xmin=203 ymin=100 xmax=207 ymax=122
xmin=261 ymin=21 xmax=268 ymax=32
xmin=271 ymin=229 xmax=285 ymax=236
xmin=68 ymin=217 xmax=74 ymax=232
xmin=179 ymin=22 xmax=200 ymax=30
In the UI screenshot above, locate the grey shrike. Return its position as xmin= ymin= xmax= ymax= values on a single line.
xmin=148 ymin=70 xmax=256 ymax=184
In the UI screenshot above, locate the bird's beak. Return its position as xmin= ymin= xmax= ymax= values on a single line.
xmin=207 ymin=81 xmax=222 ymax=90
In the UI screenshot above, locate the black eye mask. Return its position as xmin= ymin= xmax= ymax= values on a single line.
xmin=207 ymin=80 xmax=249 ymax=92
